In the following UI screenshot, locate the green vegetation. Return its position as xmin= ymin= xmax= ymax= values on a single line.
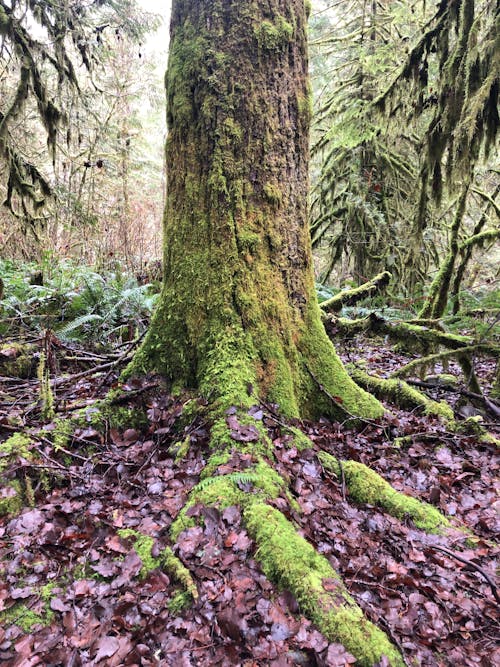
xmin=318 ymin=452 xmax=450 ymax=532
xmin=0 ymin=259 xmax=158 ymax=347
xmin=0 ymin=583 xmax=56 ymax=632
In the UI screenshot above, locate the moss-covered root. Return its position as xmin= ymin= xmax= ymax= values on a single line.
xmin=160 ymin=546 xmax=198 ymax=601
xmin=319 ymin=271 xmax=392 ymax=314
xmin=349 ymin=367 xmax=453 ymax=420
xmin=244 ymin=500 xmax=403 ymax=667
xmin=318 ymin=452 xmax=449 ymax=532
xmin=117 ymin=529 xmax=198 ymax=602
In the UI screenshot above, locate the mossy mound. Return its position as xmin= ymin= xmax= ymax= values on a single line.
xmin=0 ymin=343 xmax=36 ymax=378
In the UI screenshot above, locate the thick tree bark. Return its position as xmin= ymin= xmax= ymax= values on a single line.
xmin=128 ymin=0 xmax=381 ymax=420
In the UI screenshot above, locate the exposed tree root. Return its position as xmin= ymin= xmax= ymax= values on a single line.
xmin=349 ymin=367 xmax=454 ymax=420
xmin=244 ymin=500 xmax=404 ymax=667
xmin=117 ymin=529 xmax=198 ymax=608
xmin=167 ymin=407 xmax=404 ymax=666
xmin=317 ymin=452 xmax=449 ymax=532
xmin=319 ymin=270 xmax=391 ymax=313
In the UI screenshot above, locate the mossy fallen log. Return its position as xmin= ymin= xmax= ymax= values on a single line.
xmin=0 ymin=343 xmax=36 ymax=378
xmin=350 ymin=367 xmax=454 ymax=419
xmin=319 ymin=271 xmax=391 ymax=314
xmin=326 ymin=313 xmax=499 ymax=357
xmin=317 ymin=452 xmax=449 ymax=532
xmin=391 ymin=344 xmax=484 ymax=379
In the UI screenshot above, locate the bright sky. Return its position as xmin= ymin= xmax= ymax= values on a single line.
xmin=138 ymin=0 xmax=171 ymax=47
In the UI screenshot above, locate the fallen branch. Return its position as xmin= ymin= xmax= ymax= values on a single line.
xmin=349 ymin=367 xmax=453 ymax=420
xmin=319 ymin=271 xmax=391 ymax=313
xmin=427 ymin=545 xmax=500 ymax=605
xmin=406 ymin=379 xmax=500 ymax=420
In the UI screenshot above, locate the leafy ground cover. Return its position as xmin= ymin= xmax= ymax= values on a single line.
xmin=0 ymin=316 xmax=498 ymax=665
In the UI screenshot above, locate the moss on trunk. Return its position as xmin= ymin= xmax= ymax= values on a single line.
xmin=120 ymin=1 xmax=402 ymax=661
xmin=126 ymin=0 xmax=382 ymax=422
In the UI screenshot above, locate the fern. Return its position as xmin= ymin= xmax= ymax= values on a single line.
xmin=57 ymin=314 xmax=104 ymax=339
xmin=194 ymin=472 xmax=259 ymax=492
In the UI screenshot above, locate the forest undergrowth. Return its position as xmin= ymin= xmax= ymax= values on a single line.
xmin=0 ymin=266 xmax=498 ymax=667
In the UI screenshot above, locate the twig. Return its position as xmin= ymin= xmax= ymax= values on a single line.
xmin=108 ymin=381 xmax=160 ymax=405
xmin=427 ymin=545 xmax=499 ymax=604
xmin=338 ymin=458 xmax=346 ymax=501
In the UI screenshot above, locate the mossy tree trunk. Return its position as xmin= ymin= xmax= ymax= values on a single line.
xmin=129 ymin=0 xmax=382 ymax=421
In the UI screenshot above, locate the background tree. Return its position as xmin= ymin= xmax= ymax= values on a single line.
xmin=0 ymin=0 xmax=161 ymax=266
xmin=310 ymin=0 xmax=499 ymax=304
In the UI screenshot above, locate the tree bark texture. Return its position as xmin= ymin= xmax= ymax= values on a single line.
xmin=129 ymin=0 xmax=382 ymax=420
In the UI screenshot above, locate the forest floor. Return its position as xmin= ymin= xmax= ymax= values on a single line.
xmin=0 ymin=332 xmax=498 ymax=667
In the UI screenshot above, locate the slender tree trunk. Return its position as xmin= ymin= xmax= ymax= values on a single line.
xmin=129 ymin=0 xmax=382 ymax=420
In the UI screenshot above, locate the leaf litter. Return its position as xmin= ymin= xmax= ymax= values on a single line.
xmin=0 ymin=335 xmax=498 ymax=666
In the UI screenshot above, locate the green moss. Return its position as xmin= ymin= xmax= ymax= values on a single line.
xmin=0 ymin=479 xmax=24 ymax=516
xmin=296 ymin=83 xmax=313 ymax=122
xmin=298 ymin=301 xmax=384 ymax=420
xmin=172 ymin=434 xmax=191 ymax=462
xmin=198 ymin=330 xmax=257 ymax=411
xmin=263 ymin=182 xmax=283 ymax=206
xmin=166 ymin=22 xmax=207 ymax=129
xmin=37 ymin=352 xmax=54 ymax=420
xmin=170 ymin=514 xmax=197 ymax=542
xmin=318 ymin=453 xmax=449 ymax=532
xmin=254 ymin=17 xmax=294 ymax=51
xmin=449 ymin=416 xmax=500 ymax=446
xmin=0 ymin=583 xmax=55 ymax=632
xmin=104 ymin=404 xmax=148 ymax=431
xmin=0 ymin=434 xmax=35 ymax=517
xmin=0 ymin=432 xmax=31 ymax=470
xmin=160 ymin=546 xmax=198 ymax=600
xmin=51 ymin=419 xmax=74 ymax=451
xmin=171 ymin=459 xmax=286 ymax=541
xmin=238 ymin=230 xmax=261 ymax=254
xmin=167 ymin=590 xmax=193 ymax=614
xmin=117 ymin=530 xmax=198 ymax=604
xmin=201 ymin=449 xmax=232 ymax=479
xmin=304 ymin=0 xmax=312 ymax=19
xmin=284 ymin=425 xmax=313 ymax=451
xmin=0 ymin=343 xmax=34 ymax=378
xmin=117 ymin=529 xmax=159 ymax=579
xmin=244 ymin=500 xmax=403 ymax=666
xmin=349 ymin=368 xmax=454 ymax=420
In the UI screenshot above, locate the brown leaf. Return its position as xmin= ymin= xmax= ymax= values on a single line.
xmin=94 ymin=636 xmax=120 ymax=662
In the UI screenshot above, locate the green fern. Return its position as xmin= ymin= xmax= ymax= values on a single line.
xmin=194 ymin=472 xmax=259 ymax=491
xmin=56 ymin=313 xmax=104 ymax=339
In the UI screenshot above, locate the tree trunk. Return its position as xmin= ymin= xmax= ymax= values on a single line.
xmin=128 ymin=0 xmax=382 ymax=421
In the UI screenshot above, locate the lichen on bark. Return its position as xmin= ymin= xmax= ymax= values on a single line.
xmin=125 ymin=0 xmax=382 ymax=422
